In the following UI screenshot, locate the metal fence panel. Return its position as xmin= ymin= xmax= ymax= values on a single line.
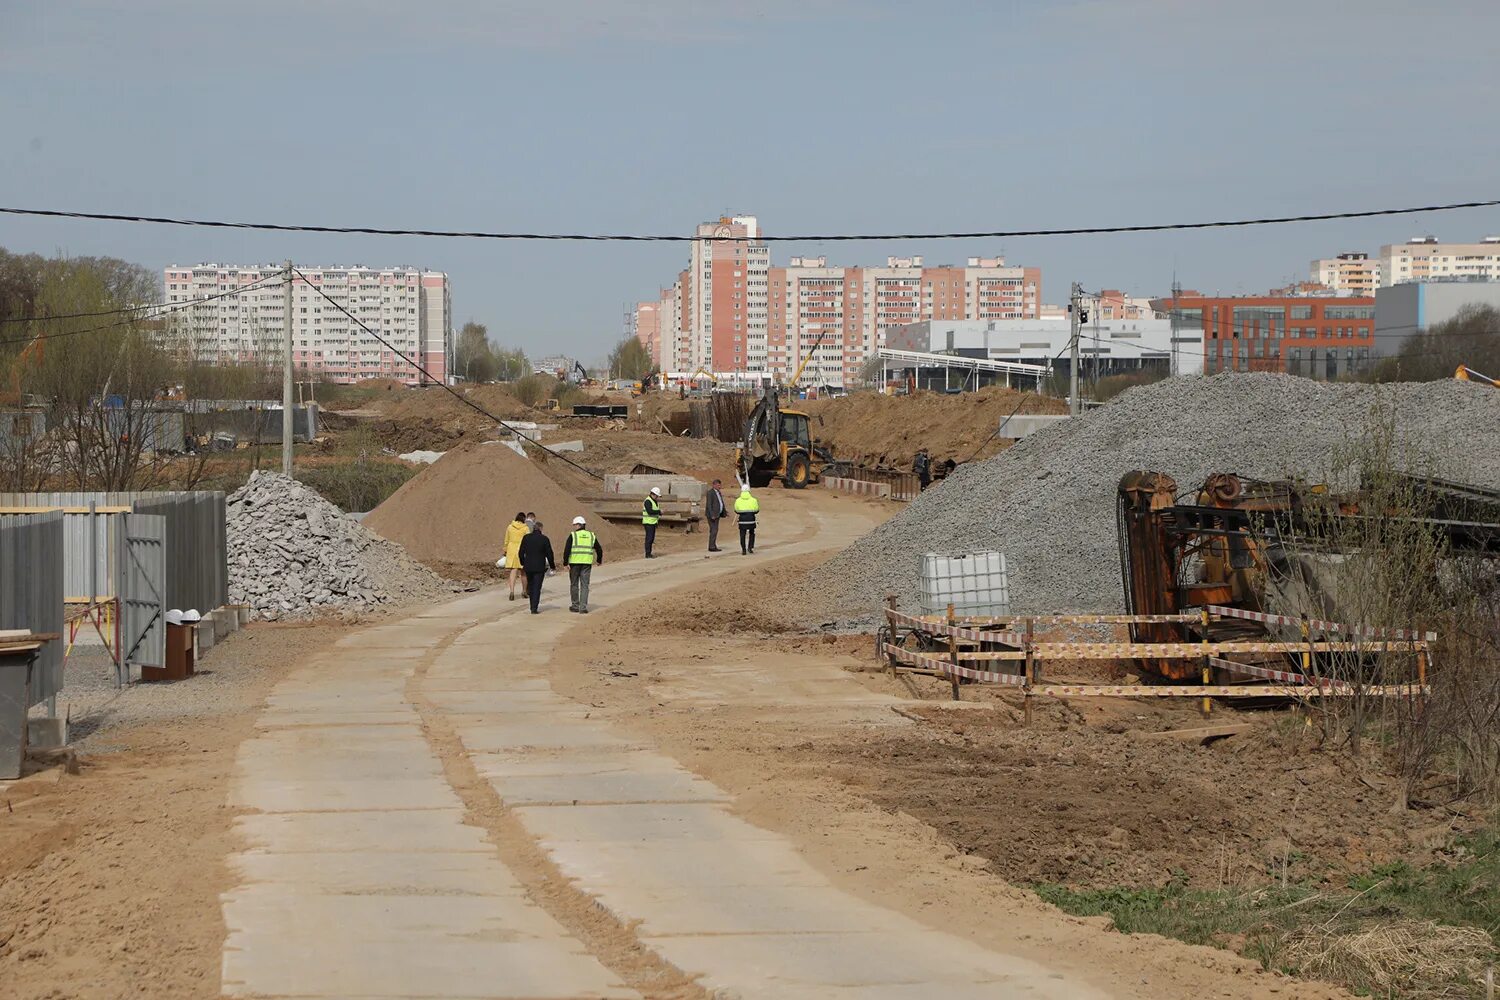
xmin=0 ymin=490 xmax=227 ymax=614
xmin=119 ymin=513 xmax=166 ymax=670
xmin=0 ymin=511 xmax=65 ymax=704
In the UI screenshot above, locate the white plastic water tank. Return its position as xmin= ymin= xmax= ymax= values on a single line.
xmin=920 ymin=551 xmax=1011 ymax=617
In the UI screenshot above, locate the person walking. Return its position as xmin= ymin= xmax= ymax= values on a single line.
xmin=563 ymin=515 xmax=604 ymax=613
xmin=705 ymin=478 xmax=727 ymax=552
xmin=734 ymin=484 xmax=760 ymax=555
xmin=913 ymin=448 xmax=932 ymax=491
xmin=517 ymin=520 xmax=556 ymax=614
xmin=503 ymin=511 xmax=528 ymax=602
xmin=642 ymin=486 xmax=663 ymax=558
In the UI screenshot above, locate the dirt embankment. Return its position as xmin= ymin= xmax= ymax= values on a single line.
xmin=595 ymin=551 xmax=1484 ymax=895
xmin=802 ymin=385 xmax=1065 ymax=469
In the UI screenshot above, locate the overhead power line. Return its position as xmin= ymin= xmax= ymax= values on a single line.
xmin=292 ymin=267 xmax=604 ymax=481
xmin=3 ymin=198 xmax=1499 ymax=242
xmin=0 ymin=273 xmax=288 ymax=348
xmin=0 ymin=272 xmax=288 ymax=327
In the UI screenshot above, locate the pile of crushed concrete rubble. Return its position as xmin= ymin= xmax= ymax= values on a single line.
xmin=227 ymin=471 xmax=452 ymax=620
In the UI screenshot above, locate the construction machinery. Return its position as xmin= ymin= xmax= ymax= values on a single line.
xmin=1455 ymin=364 xmax=1499 ymax=387
xmin=1117 ymin=469 xmax=1500 ymax=679
xmin=735 ymin=385 xmax=837 ymax=489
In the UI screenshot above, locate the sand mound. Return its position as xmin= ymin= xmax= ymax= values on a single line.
xmin=363 ymin=439 xmax=627 ymax=569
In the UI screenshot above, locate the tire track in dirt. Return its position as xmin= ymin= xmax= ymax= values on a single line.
xmin=404 ymin=616 xmax=709 ymax=1000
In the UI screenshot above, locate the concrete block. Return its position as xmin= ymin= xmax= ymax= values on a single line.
xmin=546 ymin=439 xmax=584 ymax=453
xmin=193 ymin=618 xmax=216 ymax=654
xmin=27 ymin=716 xmax=67 ymax=749
xmin=997 ymin=413 xmax=1070 ymax=438
xmin=823 ymin=476 xmax=891 ymax=499
xmin=211 ymin=608 xmax=232 ymax=642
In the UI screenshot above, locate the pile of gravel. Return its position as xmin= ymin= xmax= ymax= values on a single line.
xmin=228 ymin=471 xmax=452 ymax=620
xmin=807 ymin=373 xmax=1500 ymax=625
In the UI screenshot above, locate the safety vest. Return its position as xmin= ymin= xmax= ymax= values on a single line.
xmin=642 ymin=497 xmax=661 ymax=526
xmin=567 ymin=529 xmax=596 ymax=565
xmin=734 ymin=492 xmax=760 ymax=514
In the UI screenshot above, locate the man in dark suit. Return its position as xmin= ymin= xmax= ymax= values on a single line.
xmin=705 ymin=478 xmax=727 ymax=552
xmin=517 ymin=520 xmax=556 ymax=614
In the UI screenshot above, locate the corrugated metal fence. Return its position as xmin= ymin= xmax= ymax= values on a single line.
xmin=0 ymin=511 xmax=65 ymax=705
xmin=0 ymin=491 xmax=227 ymax=612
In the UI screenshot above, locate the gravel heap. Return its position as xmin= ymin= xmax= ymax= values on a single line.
xmin=228 ymin=471 xmax=452 ymax=620
xmin=806 ymin=373 xmax=1500 ymax=625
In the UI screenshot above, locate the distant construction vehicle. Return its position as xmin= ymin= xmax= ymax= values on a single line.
xmin=1455 ymin=364 xmax=1499 ymax=387
xmin=735 ymin=385 xmax=836 ymax=489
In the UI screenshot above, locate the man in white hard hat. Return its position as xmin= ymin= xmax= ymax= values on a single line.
xmin=642 ymin=486 xmax=663 ymax=559
xmin=562 ymin=515 xmax=604 ymax=613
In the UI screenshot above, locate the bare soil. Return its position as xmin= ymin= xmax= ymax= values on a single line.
xmin=0 ymin=623 xmax=348 ymax=1000
xmin=802 ymin=384 xmax=1066 ymax=468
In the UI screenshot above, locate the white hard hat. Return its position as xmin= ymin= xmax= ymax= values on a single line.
xmin=572 ymin=515 xmax=586 ymax=525
xmin=649 ymin=487 xmax=662 ymax=496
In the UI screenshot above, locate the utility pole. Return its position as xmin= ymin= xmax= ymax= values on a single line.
xmin=1068 ymin=281 xmax=1081 ymax=416
xmin=282 ymin=260 xmax=294 ymax=476
xmin=1169 ymin=275 xmax=1181 ymax=377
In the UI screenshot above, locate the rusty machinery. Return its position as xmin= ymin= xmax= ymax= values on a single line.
xmin=1116 ymin=470 xmax=1500 ymax=680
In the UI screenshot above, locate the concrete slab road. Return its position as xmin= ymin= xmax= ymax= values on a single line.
xmin=221 ymin=504 xmax=1112 ymax=998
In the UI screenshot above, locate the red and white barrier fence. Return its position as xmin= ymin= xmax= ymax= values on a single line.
xmin=1204 ymin=605 xmax=1437 ymax=642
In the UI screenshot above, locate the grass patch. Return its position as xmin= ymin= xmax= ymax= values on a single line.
xmin=1034 ymin=829 xmax=1498 ymax=998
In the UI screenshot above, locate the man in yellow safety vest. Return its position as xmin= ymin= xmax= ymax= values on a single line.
xmin=563 ymin=515 xmax=604 ymax=613
xmin=642 ymin=486 xmax=662 ymax=558
xmin=734 ymin=485 xmax=760 ymax=555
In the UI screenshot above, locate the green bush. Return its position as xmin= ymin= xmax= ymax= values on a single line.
xmin=297 ymin=459 xmax=418 ymax=513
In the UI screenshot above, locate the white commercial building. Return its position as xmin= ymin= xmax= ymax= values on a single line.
xmin=888 ymin=318 xmax=1203 ymax=378
xmin=160 ymin=264 xmax=451 ymax=385
xmin=1380 ymin=236 xmax=1500 ymax=286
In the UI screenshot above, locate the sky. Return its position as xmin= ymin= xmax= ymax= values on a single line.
xmin=3 ymin=0 xmax=1500 ymax=364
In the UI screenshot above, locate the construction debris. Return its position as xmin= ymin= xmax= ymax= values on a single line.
xmin=227 ymin=471 xmax=451 ymax=620
xmin=805 ymin=373 xmax=1500 ymax=624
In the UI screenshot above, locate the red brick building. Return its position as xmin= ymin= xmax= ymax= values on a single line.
xmin=1151 ymin=292 xmax=1375 ymax=380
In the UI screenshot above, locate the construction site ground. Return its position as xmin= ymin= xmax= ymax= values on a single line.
xmin=5 ymin=484 xmax=1434 ymax=998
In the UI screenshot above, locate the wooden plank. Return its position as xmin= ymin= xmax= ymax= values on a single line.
xmin=1035 ymin=683 xmax=1429 ymax=698
xmin=959 ymin=639 xmax=1425 ymax=661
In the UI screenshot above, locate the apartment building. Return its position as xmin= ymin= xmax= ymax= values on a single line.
xmin=1311 ymin=252 xmax=1380 ymax=295
xmin=161 ymin=264 xmax=450 ymax=384
xmin=1381 ymin=236 xmax=1500 ymax=285
xmin=684 ymin=216 xmax=770 ymax=374
xmin=633 ymin=299 xmax=662 ymax=365
xmin=1152 ymin=291 xmax=1374 ymax=381
xmin=651 ymin=216 xmax=1042 ymax=386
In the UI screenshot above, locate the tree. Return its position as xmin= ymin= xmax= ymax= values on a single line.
xmin=1367 ymin=304 xmax=1500 ymax=383
xmin=607 ymin=335 xmax=654 ymax=381
xmin=494 ymin=346 xmax=529 ymax=381
xmin=455 ymin=321 xmax=498 ymax=383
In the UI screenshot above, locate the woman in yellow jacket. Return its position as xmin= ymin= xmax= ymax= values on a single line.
xmin=503 ymin=511 xmax=529 ymax=601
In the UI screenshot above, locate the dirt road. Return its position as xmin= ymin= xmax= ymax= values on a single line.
xmin=220 ymin=488 xmax=1342 ymax=999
